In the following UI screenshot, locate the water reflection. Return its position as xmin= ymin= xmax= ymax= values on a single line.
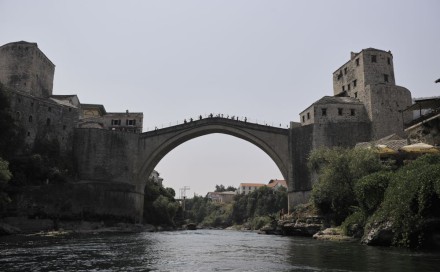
xmin=1 ymin=230 xmax=440 ymax=271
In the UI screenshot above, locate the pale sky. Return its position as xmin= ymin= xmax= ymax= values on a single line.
xmin=1 ymin=0 xmax=439 ymax=197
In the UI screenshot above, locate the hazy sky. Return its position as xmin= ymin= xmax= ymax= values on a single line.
xmin=1 ymin=0 xmax=439 ymax=197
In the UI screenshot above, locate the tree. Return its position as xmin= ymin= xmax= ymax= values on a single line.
xmin=369 ymin=154 xmax=440 ymax=248
xmin=215 ymin=184 xmax=236 ymax=192
xmin=309 ymin=147 xmax=385 ymax=225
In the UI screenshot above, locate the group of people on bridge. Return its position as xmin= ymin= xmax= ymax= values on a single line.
xmin=152 ymin=114 xmax=288 ymax=131
xmin=183 ymin=113 xmax=247 ymax=124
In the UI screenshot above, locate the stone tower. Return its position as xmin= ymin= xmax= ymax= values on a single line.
xmin=0 ymin=41 xmax=55 ymax=98
xmin=332 ymin=48 xmax=412 ymax=139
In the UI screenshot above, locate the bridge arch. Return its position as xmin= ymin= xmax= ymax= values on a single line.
xmin=137 ymin=118 xmax=290 ymax=190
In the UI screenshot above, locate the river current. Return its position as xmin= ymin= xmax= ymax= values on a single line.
xmin=1 ymin=229 xmax=439 ymax=271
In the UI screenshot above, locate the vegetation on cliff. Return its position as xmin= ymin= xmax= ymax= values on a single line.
xmin=143 ymin=179 xmax=180 ymax=226
xmin=184 ymin=185 xmax=287 ymax=230
xmin=309 ymin=147 xmax=440 ymax=248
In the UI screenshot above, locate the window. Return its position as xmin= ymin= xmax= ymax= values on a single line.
xmin=344 ymin=67 xmax=347 ymax=75
xmin=338 ymin=108 xmax=343 ymax=116
xmin=63 ymin=125 xmax=66 ymax=130
xmin=321 ymin=108 xmax=327 ymax=116
xmin=31 ymin=102 xmax=34 ymax=107
xmin=348 ymin=84 xmax=351 ymax=91
xmin=68 ymin=108 xmax=72 ymax=112
xmin=355 ymin=58 xmax=359 ymax=66
xmin=16 ymin=111 xmax=21 ymax=120
xmin=126 ymin=119 xmax=136 ymax=126
xmin=354 ymin=92 xmax=358 ymax=98
xmin=342 ymin=85 xmax=345 ymax=91
xmin=111 ymin=119 xmax=121 ymax=126
xmin=384 ymin=74 xmax=389 ymax=82
xmin=46 ymin=118 xmax=51 ymax=125
xmin=27 ymin=131 xmax=31 ymax=137
xmin=307 ymin=112 xmax=310 ymax=120
xmin=371 ymin=55 xmax=377 ymax=62
xmin=48 ymin=107 xmax=52 ymax=112
xmin=28 ymin=115 xmax=33 ymax=123
xmin=302 ymin=116 xmax=305 ymax=123
xmin=387 ymin=57 xmax=391 ymax=65
xmin=350 ymin=109 xmax=356 ymax=116
xmin=337 ymin=71 xmax=342 ymax=80
xmin=353 ymin=79 xmax=357 ymax=87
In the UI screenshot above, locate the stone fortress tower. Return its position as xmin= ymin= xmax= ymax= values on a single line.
xmin=0 ymin=41 xmax=143 ymax=152
xmin=299 ymin=48 xmax=412 ymax=142
xmin=0 ymin=41 xmax=55 ymax=98
xmin=332 ymin=48 xmax=412 ymax=139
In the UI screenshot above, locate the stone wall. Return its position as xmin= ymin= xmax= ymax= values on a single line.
xmin=363 ymin=84 xmax=412 ymax=139
xmin=73 ymin=128 xmax=141 ymax=184
xmin=6 ymin=90 xmax=79 ymax=151
xmin=0 ymin=41 xmax=54 ymax=98
xmin=6 ymin=182 xmax=144 ymax=226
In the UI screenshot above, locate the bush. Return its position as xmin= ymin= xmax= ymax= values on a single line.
xmin=370 ymin=154 xmax=440 ymax=248
xmin=309 ymin=147 xmax=385 ymax=225
xmin=355 ymin=171 xmax=392 ymax=215
xmin=341 ymin=209 xmax=367 ymax=237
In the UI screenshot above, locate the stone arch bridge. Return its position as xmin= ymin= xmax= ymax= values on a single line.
xmin=73 ymin=117 xmax=334 ymax=222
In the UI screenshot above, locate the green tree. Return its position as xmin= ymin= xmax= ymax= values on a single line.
xmin=369 ymin=154 xmax=440 ymax=248
xmin=309 ymin=147 xmax=385 ymax=225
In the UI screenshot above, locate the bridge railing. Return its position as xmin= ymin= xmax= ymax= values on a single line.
xmin=143 ymin=113 xmax=290 ymax=132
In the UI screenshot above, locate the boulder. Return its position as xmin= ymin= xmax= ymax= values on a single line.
xmin=362 ymin=221 xmax=393 ymax=246
xmin=280 ymin=217 xmax=323 ymax=237
xmin=0 ymin=222 xmax=21 ymax=235
xmin=313 ymin=227 xmax=357 ymax=242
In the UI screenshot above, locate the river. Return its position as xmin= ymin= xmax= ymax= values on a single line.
xmin=1 ymin=229 xmax=439 ymax=271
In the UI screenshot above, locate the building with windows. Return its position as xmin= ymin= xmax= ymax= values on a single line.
xmin=206 ymin=191 xmax=236 ymax=203
xmin=78 ymin=104 xmax=143 ymax=133
xmin=237 ymin=183 xmax=265 ymax=195
xmin=0 ymin=41 xmax=144 ymax=154
xmin=299 ymin=48 xmax=412 ymax=141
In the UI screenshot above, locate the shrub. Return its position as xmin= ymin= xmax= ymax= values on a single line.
xmin=309 ymin=147 xmax=385 ymax=225
xmin=354 ymin=171 xmax=392 ymax=215
xmin=370 ymin=154 xmax=440 ymax=248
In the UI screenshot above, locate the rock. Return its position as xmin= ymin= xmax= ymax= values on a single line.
xmin=143 ymin=224 xmax=156 ymax=232
xmin=185 ymin=223 xmax=197 ymax=230
xmin=259 ymin=223 xmax=282 ymax=235
xmin=0 ymin=222 xmax=21 ymax=235
xmin=313 ymin=227 xmax=357 ymax=242
xmin=281 ymin=217 xmax=322 ymax=237
xmin=362 ymin=221 xmax=393 ymax=246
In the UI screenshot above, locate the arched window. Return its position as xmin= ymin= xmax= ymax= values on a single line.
xmin=16 ymin=111 xmax=21 ymax=120
xmin=46 ymin=118 xmax=51 ymax=126
xmin=28 ymin=115 xmax=33 ymax=123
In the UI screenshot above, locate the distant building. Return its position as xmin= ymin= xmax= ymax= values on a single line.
xmin=206 ymin=191 xmax=236 ymax=203
xmin=237 ymin=183 xmax=265 ymax=195
xmin=267 ymin=179 xmax=287 ymax=190
xmin=403 ymin=96 xmax=440 ymax=146
xmin=149 ymin=170 xmax=163 ymax=186
xmin=78 ymin=104 xmax=143 ymax=133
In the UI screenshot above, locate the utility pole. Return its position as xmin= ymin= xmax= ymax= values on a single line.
xmin=179 ymin=186 xmax=190 ymax=219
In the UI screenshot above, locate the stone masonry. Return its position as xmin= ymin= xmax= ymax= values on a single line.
xmin=0 ymin=42 xmax=417 ymax=222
